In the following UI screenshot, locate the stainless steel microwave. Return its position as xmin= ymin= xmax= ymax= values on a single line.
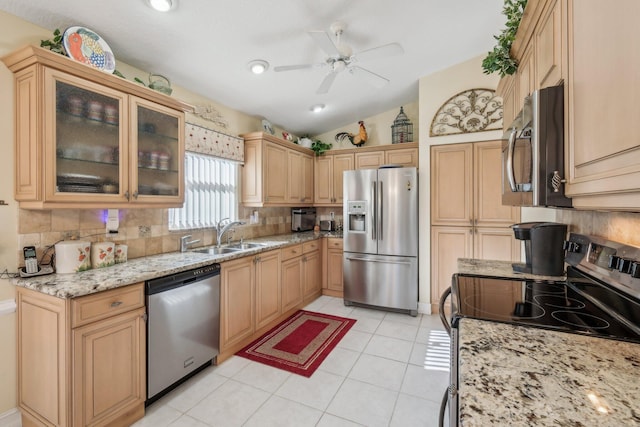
xmin=501 ymin=84 xmax=572 ymax=208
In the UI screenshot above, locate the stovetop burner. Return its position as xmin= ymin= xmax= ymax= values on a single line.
xmin=451 ymin=233 xmax=640 ymax=344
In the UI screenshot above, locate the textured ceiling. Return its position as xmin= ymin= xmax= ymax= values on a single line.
xmin=0 ymin=0 xmax=505 ymax=135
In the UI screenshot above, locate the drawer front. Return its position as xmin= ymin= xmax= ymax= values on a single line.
xmin=72 ymin=283 xmax=144 ymax=328
xmin=327 ymin=238 xmax=343 ymax=250
xmin=281 ymin=244 xmax=303 ymax=261
xmin=302 ymin=240 xmax=319 ymax=254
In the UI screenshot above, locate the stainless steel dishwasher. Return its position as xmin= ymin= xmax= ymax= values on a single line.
xmin=146 ymin=264 xmax=220 ymax=404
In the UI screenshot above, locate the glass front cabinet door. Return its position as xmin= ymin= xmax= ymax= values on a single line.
xmin=3 ymin=45 xmax=187 ymax=209
xmin=46 ymin=69 xmax=184 ymax=206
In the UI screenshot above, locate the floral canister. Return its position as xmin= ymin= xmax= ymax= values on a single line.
xmin=54 ymin=241 xmax=92 ymax=273
xmin=91 ymin=242 xmax=115 ymax=269
xmin=115 ymin=244 xmax=128 ymax=264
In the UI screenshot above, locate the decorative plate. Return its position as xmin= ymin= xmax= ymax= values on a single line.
xmin=262 ymin=119 xmax=275 ymax=135
xmin=62 ymin=26 xmax=116 ymax=73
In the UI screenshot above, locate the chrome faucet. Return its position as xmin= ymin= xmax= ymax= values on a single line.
xmin=216 ymin=218 xmax=246 ymax=248
xmin=180 ymin=235 xmax=200 ymax=252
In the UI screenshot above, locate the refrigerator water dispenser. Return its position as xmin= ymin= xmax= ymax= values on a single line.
xmin=347 ymin=201 xmax=367 ymax=233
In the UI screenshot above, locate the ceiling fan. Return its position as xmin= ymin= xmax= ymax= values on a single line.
xmin=274 ymin=22 xmax=404 ymax=94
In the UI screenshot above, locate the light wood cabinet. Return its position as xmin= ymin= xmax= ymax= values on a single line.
xmin=281 ymin=244 xmax=304 ymax=314
xmin=220 ymin=256 xmax=255 ymax=352
xmin=355 ymin=151 xmax=385 ymax=169
xmin=302 ymin=241 xmax=322 ymax=302
xmin=254 ymin=250 xmax=282 ymax=330
xmin=430 ymin=141 xmax=521 ymax=312
xmin=241 ymin=132 xmax=314 ymax=207
xmin=386 ymin=148 xmax=418 ymax=167
xmin=2 ymin=45 xmax=189 ymax=209
xmin=497 ymin=74 xmax=518 ymax=128
xmin=564 ymin=0 xmax=640 ymax=208
xmin=517 ymin=44 xmax=535 ymax=105
xmin=322 ymin=238 xmax=344 ymax=297
xmin=314 ymin=153 xmax=354 ymax=205
xmin=16 ymin=283 xmax=146 ymax=427
xmin=535 ymin=0 xmax=563 ymax=89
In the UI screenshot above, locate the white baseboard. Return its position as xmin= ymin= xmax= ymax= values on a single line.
xmin=0 ymin=408 xmax=20 ymax=427
xmin=418 ymin=301 xmax=432 ymax=315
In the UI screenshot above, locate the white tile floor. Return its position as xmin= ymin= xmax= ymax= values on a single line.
xmin=134 ymin=296 xmax=451 ymax=427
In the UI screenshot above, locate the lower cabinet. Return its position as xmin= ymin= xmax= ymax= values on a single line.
xmin=255 ymin=250 xmax=282 ymax=330
xmin=323 ymin=238 xmax=344 ymax=297
xmin=217 ymin=239 xmax=327 ymax=363
xmin=281 ymin=241 xmax=321 ymax=312
xmin=220 ymin=256 xmax=256 ymax=352
xmin=16 ymin=283 xmax=146 ymax=427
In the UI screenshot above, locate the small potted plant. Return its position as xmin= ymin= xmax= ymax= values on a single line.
xmin=310 ymin=140 xmax=332 ymax=156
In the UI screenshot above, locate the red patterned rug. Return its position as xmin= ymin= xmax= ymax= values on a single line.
xmin=236 ymin=310 xmax=356 ymax=377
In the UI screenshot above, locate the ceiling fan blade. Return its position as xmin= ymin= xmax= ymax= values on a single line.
xmin=273 ymin=63 xmax=325 ymax=72
xmin=352 ymin=43 xmax=404 ymax=63
xmin=349 ymin=66 xmax=389 ymax=89
xmin=308 ymin=30 xmax=341 ymax=57
xmin=317 ymin=72 xmax=338 ymax=94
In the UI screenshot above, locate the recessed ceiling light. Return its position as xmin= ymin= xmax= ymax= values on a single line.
xmin=248 ymin=60 xmax=269 ymax=74
xmin=148 ymin=0 xmax=174 ymax=12
xmin=310 ymin=104 xmax=325 ymax=113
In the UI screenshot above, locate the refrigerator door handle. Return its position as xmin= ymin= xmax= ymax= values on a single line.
xmin=371 ymin=181 xmax=377 ymax=240
xmin=345 ymin=256 xmax=413 ymax=266
xmin=378 ymin=180 xmax=383 ymax=241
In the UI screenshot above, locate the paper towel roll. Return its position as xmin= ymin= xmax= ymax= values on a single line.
xmin=55 ymin=241 xmax=92 ymax=274
xmin=91 ymin=242 xmax=115 ymax=269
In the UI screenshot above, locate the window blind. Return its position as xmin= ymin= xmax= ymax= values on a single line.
xmin=168 ymin=152 xmax=239 ymax=230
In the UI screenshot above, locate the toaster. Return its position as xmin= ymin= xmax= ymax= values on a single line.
xmin=319 ymin=220 xmax=335 ymax=231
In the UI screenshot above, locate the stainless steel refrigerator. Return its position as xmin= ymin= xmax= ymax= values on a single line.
xmin=343 ymin=167 xmax=418 ymax=316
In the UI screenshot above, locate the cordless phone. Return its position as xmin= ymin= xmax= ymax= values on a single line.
xmin=23 ymin=246 xmax=39 ymax=274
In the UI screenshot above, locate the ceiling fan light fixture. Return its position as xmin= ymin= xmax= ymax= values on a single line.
xmin=310 ymin=104 xmax=325 ymax=113
xmin=147 ymin=0 xmax=174 ymax=12
xmin=248 ymin=60 xmax=269 ymax=74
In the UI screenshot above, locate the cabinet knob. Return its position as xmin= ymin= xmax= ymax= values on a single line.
xmin=133 ymin=191 xmax=139 ymax=200
xmin=124 ymin=190 xmax=130 ymax=200
xmin=110 ymin=301 xmax=123 ymax=308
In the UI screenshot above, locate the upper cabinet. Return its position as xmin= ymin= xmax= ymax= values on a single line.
xmin=241 ymin=132 xmax=314 ymax=207
xmin=315 ymin=142 xmax=418 ymax=206
xmin=500 ymin=0 xmax=640 ymax=210
xmin=2 ymin=45 xmax=191 ymax=209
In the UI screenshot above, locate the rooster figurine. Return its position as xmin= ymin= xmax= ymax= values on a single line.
xmin=335 ymin=121 xmax=368 ymax=147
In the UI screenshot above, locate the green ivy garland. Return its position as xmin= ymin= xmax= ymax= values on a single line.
xmin=482 ymin=0 xmax=528 ymax=77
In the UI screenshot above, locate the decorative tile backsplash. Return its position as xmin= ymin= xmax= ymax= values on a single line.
xmin=17 ymin=206 xmax=293 ymax=263
xmin=556 ymin=209 xmax=640 ymax=246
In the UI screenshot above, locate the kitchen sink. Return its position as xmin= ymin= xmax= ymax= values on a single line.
xmin=193 ymin=247 xmax=242 ymax=255
xmin=227 ymin=242 xmax=269 ymax=250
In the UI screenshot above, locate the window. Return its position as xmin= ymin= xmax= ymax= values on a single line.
xmin=168 ymin=152 xmax=239 ymax=230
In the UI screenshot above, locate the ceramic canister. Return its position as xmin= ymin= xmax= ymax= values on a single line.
xmin=114 ymin=244 xmax=128 ymax=264
xmin=91 ymin=242 xmax=115 ymax=269
xmin=55 ymin=241 xmax=92 ymax=274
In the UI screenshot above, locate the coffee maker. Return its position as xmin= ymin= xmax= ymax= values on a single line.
xmin=511 ymin=222 xmax=568 ymax=276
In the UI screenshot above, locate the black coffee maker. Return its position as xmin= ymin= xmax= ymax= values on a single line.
xmin=511 ymin=222 xmax=568 ymax=276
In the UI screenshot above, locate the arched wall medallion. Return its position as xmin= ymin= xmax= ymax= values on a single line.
xmin=430 ymin=88 xmax=503 ymax=137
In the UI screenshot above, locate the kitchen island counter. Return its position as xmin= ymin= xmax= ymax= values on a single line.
xmin=458 ymin=318 xmax=640 ymax=426
xmin=457 ymin=258 xmax=565 ymax=282
xmin=14 ymin=231 xmax=339 ymax=299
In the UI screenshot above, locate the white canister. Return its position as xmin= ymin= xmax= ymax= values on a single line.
xmin=55 ymin=241 xmax=92 ymax=274
xmin=114 ymin=244 xmax=128 ymax=264
xmin=91 ymin=242 xmax=115 ymax=269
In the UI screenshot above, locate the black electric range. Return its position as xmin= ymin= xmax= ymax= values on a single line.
xmin=450 ymin=233 xmax=640 ymax=344
xmin=439 ymin=233 xmax=640 ymax=426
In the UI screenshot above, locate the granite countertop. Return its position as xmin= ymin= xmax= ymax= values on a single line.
xmin=457 ymin=258 xmax=566 ymax=282
xmin=458 ymin=318 xmax=640 ymax=426
xmin=14 ymin=231 xmax=340 ymax=299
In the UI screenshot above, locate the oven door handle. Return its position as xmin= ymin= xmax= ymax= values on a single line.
xmin=506 ymin=128 xmax=518 ymax=192
xmin=438 ymin=387 xmax=449 ymax=427
xmin=439 ymin=286 xmax=452 ymax=336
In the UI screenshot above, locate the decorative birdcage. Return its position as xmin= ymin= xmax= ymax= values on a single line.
xmin=391 ymin=106 xmax=413 ymax=144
